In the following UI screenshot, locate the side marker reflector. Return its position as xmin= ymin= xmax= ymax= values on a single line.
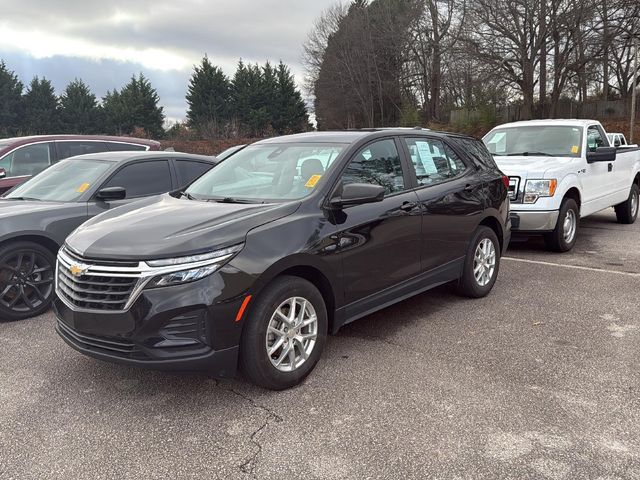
xmin=235 ymin=295 xmax=252 ymax=322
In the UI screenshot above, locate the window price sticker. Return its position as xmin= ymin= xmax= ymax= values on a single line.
xmin=305 ymin=175 xmax=322 ymax=188
xmin=76 ymin=183 xmax=90 ymax=193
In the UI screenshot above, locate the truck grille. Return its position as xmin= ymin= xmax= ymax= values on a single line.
xmin=56 ymin=248 xmax=144 ymax=312
xmin=508 ymin=176 xmax=521 ymax=201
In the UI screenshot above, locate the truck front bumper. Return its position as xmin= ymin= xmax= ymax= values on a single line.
xmin=510 ymin=210 xmax=559 ymax=233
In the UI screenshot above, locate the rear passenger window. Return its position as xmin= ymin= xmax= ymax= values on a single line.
xmin=403 ymin=138 xmax=467 ymax=186
xmin=57 ymin=141 xmax=108 ymax=159
xmin=341 ymin=139 xmax=405 ymax=195
xmin=107 ymin=142 xmax=148 ymax=152
xmin=175 ymin=160 xmax=212 ymax=186
xmin=102 ymin=160 xmax=172 ymax=198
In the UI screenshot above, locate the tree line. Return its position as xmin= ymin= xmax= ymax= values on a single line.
xmin=304 ymin=0 xmax=640 ymax=129
xmin=0 ymin=57 xmax=310 ymax=140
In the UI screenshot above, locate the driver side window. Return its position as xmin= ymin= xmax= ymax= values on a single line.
xmin=341 ymin=139 xmax=405 ymax=196
xmin=587 ymin=126 xmax=605 ymax=152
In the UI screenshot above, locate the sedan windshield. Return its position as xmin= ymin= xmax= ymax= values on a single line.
xmin=5 ymin=159 xmax=112 ymax=202
xmin=484 ymin=126 xmax=584 ymax=158
xmin=186 ymin=143 xmax=346 ymax=202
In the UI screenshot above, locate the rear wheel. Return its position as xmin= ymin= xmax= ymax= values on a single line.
xmin=614 ymin=183 xmax=639 ymax=224
xmin=544 ymin=198 xmax=579 ymax=252
xmin=0 ymin=241 xmax=56 ymax=321
xmin=456 ymin=226 xmax=500 ymax=298
xmin=239 ymin=276 xmax=327 ymax=390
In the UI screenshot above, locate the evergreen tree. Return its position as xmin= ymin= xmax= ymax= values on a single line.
xmin=273 ymin=62 xmax=310 ymax=134
xmin=103 ymin=74 xmax=164 ymax=138
xmin=0 ymin=61 xmax=24 ymax=136
xmin=186 ymin=56 xmax=231 ymax=135
xmin=59 ymin=79 xmax=101 ymax=134
xmin=231 ymin=61 xmax=271 ymax=136
xmin=23 ymin=76 xmax=59 ymax=134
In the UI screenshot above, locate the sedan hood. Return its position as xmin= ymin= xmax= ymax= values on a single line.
xmin=67 ymin=194 xmax=300 ymax=260
xmin=0 ymin=199 xmax=71 ymax=218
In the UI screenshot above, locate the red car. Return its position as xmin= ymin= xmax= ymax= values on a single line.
xmin=0 ymin=135 xmax=161 ymax=195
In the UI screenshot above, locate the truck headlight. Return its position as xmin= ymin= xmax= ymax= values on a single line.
xmin=145 ymin=244 xmax=243 ymax=288
xmin=524 ymin=179 xmax=557 ymax=203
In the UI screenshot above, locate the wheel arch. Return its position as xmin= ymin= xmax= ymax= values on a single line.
xmin=478 ymin=215 xmax=504 ymax=253
xmin=0 ymin=233 xmax=60 ymax=255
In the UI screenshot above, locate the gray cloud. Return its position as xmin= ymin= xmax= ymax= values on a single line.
xmin=0 ymin=0 xmax=340 ymax=121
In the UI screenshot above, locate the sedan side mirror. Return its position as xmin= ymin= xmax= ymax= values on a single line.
xmin=96 ymin=186 xmax=126 ymax=201
xmin=329 ymin=183 xmax=385 ymax=209
xmin=586 ymin=146 xmax=616 ymax=163
xmin=0 ymin=168 xmax=6 ymax=179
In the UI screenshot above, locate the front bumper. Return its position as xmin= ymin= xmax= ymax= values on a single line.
xmin=510 ymin=209 xmax=559 ymax=233
xmin=53 ymin=272 xmax=246 ymax=377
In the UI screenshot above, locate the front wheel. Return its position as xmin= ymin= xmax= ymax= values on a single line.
xmin=456 ymin=226 xmax=501 ymax=298
xmin=0 ymin=241 xmax=56 ymax=321
xmin=614 ymin=183 xmax=639 ymax=224
xmin=239 ymin=276 xmax=328 ymax=390
xmin=544 ymin=198 xmax=579 ymax=252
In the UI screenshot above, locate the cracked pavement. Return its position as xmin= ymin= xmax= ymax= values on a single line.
xmin=1 ymin=209 xmax=639 ymax=479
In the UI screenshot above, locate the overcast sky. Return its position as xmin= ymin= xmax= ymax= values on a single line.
xmin=0 ymin=0 xmax=339 ymax=122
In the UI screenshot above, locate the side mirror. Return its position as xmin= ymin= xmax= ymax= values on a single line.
xmin=329 ymin=183 xmax=385 ymax=209
xmin=586 ymin=146 xmax=616 ymax=163
xmin=0 ymin=168 xmax=5 ymax=179
xmin=96 ymin=186 xmax=126 ymax=201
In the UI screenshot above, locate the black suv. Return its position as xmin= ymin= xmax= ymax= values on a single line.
xmin=54 ymin=129 xmax=510 ymax=389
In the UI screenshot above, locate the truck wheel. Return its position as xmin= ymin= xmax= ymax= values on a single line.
xmin=0 ymin=241 xmax=56 ymax=321
xmin=239 ymin=276 xmax=327 ymax=390
xmin=544 ymin=198 xmax=579 ymax=252
xmin=614 ymin=183 xmax=639 ymax=224
xmin=456 ymin=226 xmax=500 ymax=298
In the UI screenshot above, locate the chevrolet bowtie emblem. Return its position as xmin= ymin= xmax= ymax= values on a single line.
xmin=69 ymin=264 xmax=87 ymax=277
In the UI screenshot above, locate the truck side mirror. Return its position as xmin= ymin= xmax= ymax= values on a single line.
xmin=586 ymin=146 xmax=617 ymax=163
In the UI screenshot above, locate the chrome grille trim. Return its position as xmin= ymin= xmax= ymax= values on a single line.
xmin=508 ymin=176 xmax=521 ymax=201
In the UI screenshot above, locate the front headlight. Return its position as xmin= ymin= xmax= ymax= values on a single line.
xmin=524 ymin=179 xmax=557 ymax=204
xmin=145 ymin=244 xmax=243 ymax=288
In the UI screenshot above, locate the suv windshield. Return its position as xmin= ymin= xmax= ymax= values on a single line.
xmin=484 ymin=126 xmax=584 ymax=158
xmin=5 ymin=159 xmax=112 ymax=202
xmin=186 ymin=143 xmax=346 ymax=202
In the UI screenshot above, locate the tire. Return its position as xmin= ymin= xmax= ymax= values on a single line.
xmin=456 ymin=226 xmax=501 ymax=298
xmin=614 ymin=183 xmax=639 ymax=224
xmin=239 ymin=276 xmax=328 ymax=390
xmin=0 ymin=241 xmax=56 ymax=322
xmin=544 ymin=198 xmax=579 ymax=252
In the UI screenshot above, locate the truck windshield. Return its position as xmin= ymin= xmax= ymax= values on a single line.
xmin=484 ymin=126 xmax=583 ymax=158
xmin=5 ymin=159 xmax=112 ymax=202
xmin=186 ymin=143 xmax=346 ymax=202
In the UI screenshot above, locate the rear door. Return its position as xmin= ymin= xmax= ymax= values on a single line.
xmin=330 ymin=137 xmax=422 ymax=312
xmin=401 ymin=136 xmax=485 ymax=272
xmin=87 ymin=159 xmax=173 ymax=216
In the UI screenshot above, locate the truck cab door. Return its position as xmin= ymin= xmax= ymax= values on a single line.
xmin=582 ymin=124 xmax=617 ymax=213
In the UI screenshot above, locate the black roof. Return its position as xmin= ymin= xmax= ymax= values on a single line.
xmin=255 ymin=128 xmax=476 ymax=145
xmin=57 ymin=151 xmax=217 ymax=164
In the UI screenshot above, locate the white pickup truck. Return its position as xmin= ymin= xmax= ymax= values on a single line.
xmin=483 ymin=119 xmax=640 ymax=251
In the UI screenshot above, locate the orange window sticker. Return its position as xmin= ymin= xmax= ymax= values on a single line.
xmin=305 ymin=174 xmax=322 ymax=188
xmin=571 ymin=146 xmax=579 ymax=154
xmin=76 ymin=183 xmax=90 ymax=193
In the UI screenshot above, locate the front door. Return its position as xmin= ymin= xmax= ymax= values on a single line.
xmin=582 ymin=124 xmax=617 ymax=214
xmin=330 ymin=138 xmax=422 ymax=310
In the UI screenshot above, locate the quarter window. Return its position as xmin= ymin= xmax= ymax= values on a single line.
xmin=403 ymin=138 xmax=467 ymax=186
xmin=0 ymin=143 xmax=54 ymax=177
xmin=341 ymin=139 xmax=405 ymax=195
xmin=102 ymin=160 xmax=172 ymax=198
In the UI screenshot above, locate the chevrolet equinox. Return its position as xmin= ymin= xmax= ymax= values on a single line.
xmin=54 ymin=129 xmax=510 ymax=390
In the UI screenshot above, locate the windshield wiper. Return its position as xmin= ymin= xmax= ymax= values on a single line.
xmin=2 ymin=196 xmax=42 ymax=201
xmin=180 ymin=191 xmax=200 ymax=201
xmin=210 ymin=197 xmax=261 ymax=204
xmin=505 ymin=151 xmax=554 ymax=157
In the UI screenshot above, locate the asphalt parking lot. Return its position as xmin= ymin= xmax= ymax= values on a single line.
xmin=1 ymin=209 xmax=639 ymax=480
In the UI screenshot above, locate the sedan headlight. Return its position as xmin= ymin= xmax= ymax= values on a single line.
xmin=145 ymin=244 xmax=243 ymax=288
xmin=524 ymin=179 xmax=557 ymax=204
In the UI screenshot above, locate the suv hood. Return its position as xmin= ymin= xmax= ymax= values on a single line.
xmin=66 ymin=194 xmax=300 ymax=260
xmin=494 ymin=155 xmax=575 ymax=180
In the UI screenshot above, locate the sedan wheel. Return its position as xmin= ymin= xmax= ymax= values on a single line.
xmin=0 ymin=242 xmax=55 ymax=321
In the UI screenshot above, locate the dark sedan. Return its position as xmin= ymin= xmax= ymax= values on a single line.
xmin=54 ymin=129 xmax=510 ymax=389
xmin=0 ymin=151 xmax=217 ymax=321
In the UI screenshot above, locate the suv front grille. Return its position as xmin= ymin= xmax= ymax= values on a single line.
xmin=56 ymin=248 xmax=144 ymax=312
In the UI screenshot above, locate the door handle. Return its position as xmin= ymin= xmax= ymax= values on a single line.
xmin=464 ymin=184 xmax=475 ymax=192
xmin=608 ymin=163 xmax=613 ymax=172
xmin=400 ymin=201 xmax=417 ymax=212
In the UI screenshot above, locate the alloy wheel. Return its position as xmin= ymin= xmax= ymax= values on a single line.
xmin=265 ymin=296 xmax=318 ymax=372
xmin=0 ymin=250 xmax=54 ymax=313
xmin=473 ymin=238 xmax=496 ymax=287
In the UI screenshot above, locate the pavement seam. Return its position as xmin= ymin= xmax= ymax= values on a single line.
xmin=215 ymin=381 xmax=283 ymax=477
xmin=503 ymin=257 xmax=640 ymax=277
